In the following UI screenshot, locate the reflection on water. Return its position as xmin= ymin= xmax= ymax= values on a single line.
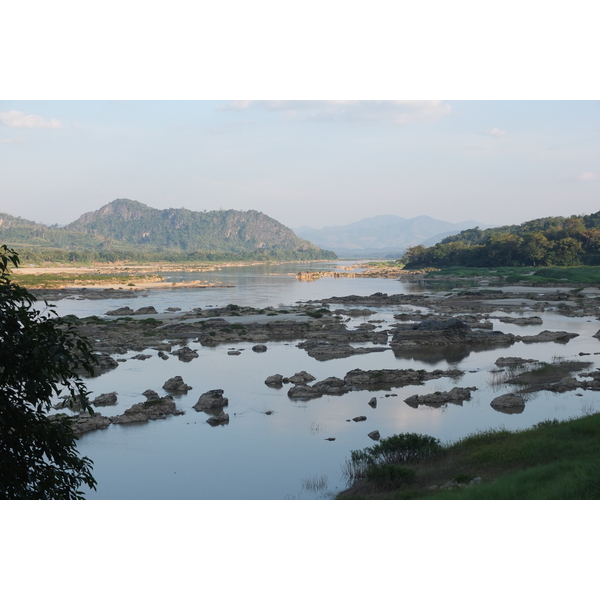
xmin=51 ymin=262 xmax=600 ymax=499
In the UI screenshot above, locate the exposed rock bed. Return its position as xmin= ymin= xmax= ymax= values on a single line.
xmin=404 ymin=387 xmax=477 ymax=407
xmin=112 ymin=396 xmax=184 ymax=424
xmin=286 ymin=367 xmax=464 ymax=400
xmin=296 ymin=340 xmax=389 ymax=361
xmin=390 ymin=318 xmax=516 ymax=348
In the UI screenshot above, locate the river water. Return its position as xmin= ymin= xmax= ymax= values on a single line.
xmin=47 ymin=261 xmax=600 ymax=499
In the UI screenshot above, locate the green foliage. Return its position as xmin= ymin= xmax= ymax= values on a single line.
xmin=0 ymin=245 xmax=97 ymax=499
xmin=366 ymin=464 xmax=417 ymax=489
xmin=340 ymin=414 xmax=600 ymax=500
xmin=1 ymin=200 xmax=338 ymax=263
xmin=403 ymin=211 xmax=600 ymax=269
xmin=345 ymin=433 xmax=442 ymax=482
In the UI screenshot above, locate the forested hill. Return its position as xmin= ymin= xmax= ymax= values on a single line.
xmin=403 ymin=212 xmax=600 ymax=268
xmin=0 ymin=199 xmax=337 ymax=263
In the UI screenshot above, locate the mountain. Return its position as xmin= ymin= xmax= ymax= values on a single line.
xmin=1 ymin=199 xmax=336 ymax=262
xmin=294 ymin=215 xmax=491 ymax=258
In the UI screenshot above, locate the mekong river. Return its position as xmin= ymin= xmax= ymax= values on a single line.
xmin=46 ymin=261 xmax=600 ymax=499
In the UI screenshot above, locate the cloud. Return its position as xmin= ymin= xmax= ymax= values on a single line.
xmin=577 ymin=171 xmax=598 ymax=181
xmin=488 ymin=127 xmax=507 ymax=137
xmin=222 ymin=100 xmax=452 ymax=125
xmin=0 ymin=110 xmax=62 ymax=129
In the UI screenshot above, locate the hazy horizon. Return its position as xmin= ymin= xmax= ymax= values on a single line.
xmin=1 ymin=101 xmax=597 ymax=231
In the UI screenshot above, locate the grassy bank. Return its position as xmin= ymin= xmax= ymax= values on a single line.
xmin=337 ymin=413 xmax=600 ymax=500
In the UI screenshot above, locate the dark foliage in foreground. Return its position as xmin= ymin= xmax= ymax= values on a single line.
xmin=0 ymin=246 xmax=96 ymax=499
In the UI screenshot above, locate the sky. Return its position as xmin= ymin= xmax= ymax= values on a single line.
xmin=1 ymin=100 xmax=598 ymax=230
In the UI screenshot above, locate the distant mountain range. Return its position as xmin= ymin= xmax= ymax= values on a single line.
xmin=294 ymin=215 xmax=493 ymax=258
xmin=0 ymin=199 xmax=336 ymax=262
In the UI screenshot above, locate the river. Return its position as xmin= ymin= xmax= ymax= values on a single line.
xmin=46 ymin=261 xmax=600 ymax=499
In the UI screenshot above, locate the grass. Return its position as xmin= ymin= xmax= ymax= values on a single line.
xmin=337 ymin=413 xmax=600 ymax=500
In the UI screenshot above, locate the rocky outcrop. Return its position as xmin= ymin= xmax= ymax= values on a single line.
xmin=404 ymin=387 xmax=476 ymax=407
xmin=391 ymin=318 xmax=516 ymax=349
xmin=288 ymin=377 xmax=350 ymax=400
xmin=171 ymin=346 xmax=199 ymax=361
xmin=297 ymin=340 xmax=389 ymax=361
xmin=193 ymin=389 xmax=229 ymax=411
xmin=106 ymin=306 xmax=134 ymax=315
xmin=112 ymin=396 xmax=184 ymax=424
xmin=84 ymin=353 xmax=119 ymax=376
xmin=162 ymin=376 xmax=192 ymax=393
xmin=134 ymin=306 xmax=158 ymax=315
xmin=495 ymin=357 xmax=537 ymax=367
xmin=343 ymin=368 xmax=464 ymax=391
xmin=517 ymin=330 xmax=578 ymax=344
xmin=69 ymin=412 xmax=113 ymax=436
xmin=286 ymin=371 xmax=316 ymax=384
xmin=497 ymin=316 xmax=543 ymax=325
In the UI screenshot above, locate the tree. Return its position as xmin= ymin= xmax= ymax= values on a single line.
xmin=0 ymin=245 xmax=97 ymax=499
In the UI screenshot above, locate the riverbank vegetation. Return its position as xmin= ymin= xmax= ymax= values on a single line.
xmin=403 ymin=212 xmax=600 ymax=269
xmin=338 ymin=413 xmax=600 ymax=500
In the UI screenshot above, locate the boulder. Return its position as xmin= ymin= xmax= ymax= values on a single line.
xmin=134 ymin=306 xmax=158 ymax=315
xmin=252 ymin=344 xmax=268 ymax=353
xmin=92 ymin=392 xmax=118 ymax=406
xmin=368 ymin=397 xmax=377 ymax=408
xmin=368 ymin=430 xmax=381 ymax=441
xmin=171 ymin=346 xmax=199 ymax=362
xmin=490 ymin=393 xmax=525 ymax=414
xmin=206 ymin=412 xmax=230 ymax=426
xmin=106 ymin=306 xmax=134 ymax=316
xmin=265 ymin=374 xmax=284 ymax=388
xmin=352 ymin=416 xmax=367 ymax=422
xmin=162 ymin=376 xmax=192 ymax=393
xmin=194 ymin=389 xmax=229 ymax=411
